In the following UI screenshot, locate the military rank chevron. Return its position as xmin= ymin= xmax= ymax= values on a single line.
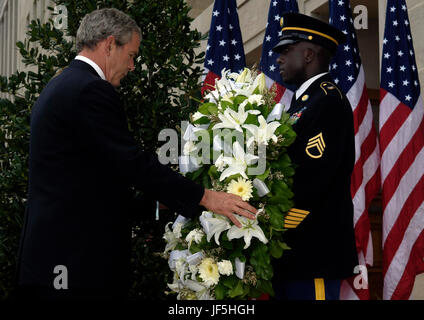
xmin=284 ymin=208 xmax=310 ymax=229
xmin=305 ymin=132 xmax=325 ymax=159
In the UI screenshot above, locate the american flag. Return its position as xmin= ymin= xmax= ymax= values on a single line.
xmin=380 ymin=0 xmax=424 ymax=300
xmin=201 ymin=0 xmax=246 ymax=96
xmin=329 ymin=0 xmax=380 ymax=300
xmin=259 ymin=0 xmax=298 ymax=107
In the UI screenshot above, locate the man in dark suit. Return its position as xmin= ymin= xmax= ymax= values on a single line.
xmin=271 ymin=13 xmax=359 ymax=300
xmin=16 ymin=8 xmax=256 ymax=300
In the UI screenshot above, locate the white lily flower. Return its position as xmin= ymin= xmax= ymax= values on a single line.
xmin=215 ymin=69 xmax=234 ymax=96
xmin=168 ymin=278 xmax=212 ymax=300
xmin=256 ymin=72 xmax=267 ymax=94
xmin=219 ymin=141 xmax=259 ymax=181
xmin=185 ymin=279 xmax=214 ymax=300
xmin=248 ymin=94 xmax=265 ymax=106
xmin=228 ymin=71 xmax=240 ymax=81
xmin=213 ymin=103 xmax=260 ymax=132
xmin=221 ymin=91 xmax=234 ymax=103
xmin=243 ymin=115 xmax=281 ymax=147
xmin=192 ymin=111 xmax=206 ymax=121
xmin=214 ymin=153 xmax=230 ymax=172
xmin=188 ymin=264 xmax=199 ymax=281
xmin=185 ymin=228 xmax=205 ymax=247
xmin=163 ymin=222 xmax=179 ymax=253
xmin=183 ymin=141 xmax=197 ymax=156
xmin=204 ymin=90 xmax=219 ymax=104
xmin=236 ymin=68 xmax=253 ymax=83
xmin=173 ymin=222 xmax=183 ymax=238
xmin=200 ymin=212 xmax=231 ymax=245
xmin=227 ymin=215 xmax=268 ymax=249
xmin=233 ymin=85 xmax=255 ymax=97
xmin=175 ymin=258 xmax=189 ymax=280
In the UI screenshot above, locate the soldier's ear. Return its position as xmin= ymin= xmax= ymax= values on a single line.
xmin=304 ymin=47 xmax=315 ymax=64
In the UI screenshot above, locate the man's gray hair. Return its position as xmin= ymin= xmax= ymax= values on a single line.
xmin=76 ymin=8 xmax=141 ymax=52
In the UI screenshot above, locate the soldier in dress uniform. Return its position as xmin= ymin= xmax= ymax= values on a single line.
xmin=271 ymin=12 xmax=359 ymax=300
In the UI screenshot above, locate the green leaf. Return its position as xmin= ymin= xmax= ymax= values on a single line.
xmin=207 ymin=104 xmax=218 ymax=115
xmin=219 ymin=100 xmax=233 ymax=111
xmin=228 ymin=280 xmax=244 ymax=298
xmin=255 ymin=167 xmax=270 ymax=181
xmin=250 ymin=242 xmax=273 ymax=280
xmin=244 ymin=112 xmax=259 ymax=125
xmin=233 ymin=95 xmax=247 ymax=106
xmin=198 ymin=102 xmax=216 ymax=115
xmin=222 ymin=276 xmax=238 ymax=289
xmin=267 ymin=205 xmax=284 ymax=230
xmin=268 ymin=195 xmax=288 ymax=205
xmin=214 ymin=282 xmax=227 ymax=300
xmin=190 ymin=166 xmax=204 ymax=181
xmin=278 ymin=240 xmax=291 ymax=250
xmin=270 ymin=240 xmax=283 ymax=258
xmin=193 ymin=116 xmax=210 ymax=125
xmin=256 ymin=280 xmax=275 ymax=296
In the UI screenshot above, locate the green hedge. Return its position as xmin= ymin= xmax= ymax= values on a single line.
xmin=0 ymin=0 xmax=205 ymax=300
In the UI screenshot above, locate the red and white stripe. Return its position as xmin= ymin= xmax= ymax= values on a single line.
xmin=340 ymin=66 xmax=380 ymax=300
xmin=380 ymin=90 xmax=424 ymax=300
xmin=201 ymin=68 xmax=220 ymax=96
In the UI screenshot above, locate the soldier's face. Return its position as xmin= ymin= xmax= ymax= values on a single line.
xmin=276 ymin=42 xmax=308 ymax=87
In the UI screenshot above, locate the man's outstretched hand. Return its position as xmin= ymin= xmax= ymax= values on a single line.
xmin=199 ymin=189 xmax=257 ymax=227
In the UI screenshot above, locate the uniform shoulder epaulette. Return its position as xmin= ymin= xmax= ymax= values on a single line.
xmin=319 ymin=81 xmax=343 ymax=99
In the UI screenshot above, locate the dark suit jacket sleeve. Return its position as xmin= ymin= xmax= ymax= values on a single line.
xmin=290 ymin=94 xmax=354 ymax=214
xmin=76 ymin=79 xmax=204 ymax=218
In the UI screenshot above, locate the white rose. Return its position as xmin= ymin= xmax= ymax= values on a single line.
xmin=217 ymin=260 xmax=233 ymax=276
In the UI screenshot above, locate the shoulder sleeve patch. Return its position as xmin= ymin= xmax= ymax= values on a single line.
xmin=320 ymin=81 xmax=343 ymax=99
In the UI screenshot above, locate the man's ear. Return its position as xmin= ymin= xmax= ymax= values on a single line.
xmin=104 ymin=36 xmax=116 ymax=56
xmin=304 ymin=47 xmax=315 ymax=64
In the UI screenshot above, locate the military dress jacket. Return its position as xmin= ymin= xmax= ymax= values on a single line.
xmin=17 ymin=60 xmax=204 ymax=296
xmin=273 ymin=73 xmax=359 ymax=281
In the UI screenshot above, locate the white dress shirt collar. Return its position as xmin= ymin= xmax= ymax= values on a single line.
xmin=75 ymin=55 xmax=106 ymax=81
xmin=295 ymin=72 xmax=328 ymax=100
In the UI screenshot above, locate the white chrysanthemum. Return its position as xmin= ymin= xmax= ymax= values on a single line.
xmin=185 ymin=228 xmax=205 ymax=247
xmin=198 ymin=258 xmax=220 ymax=287
xmin=217 ymin=260 xmax=233 ymax=276
xmin=226 ymin=177 xmax=253 ymax=201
